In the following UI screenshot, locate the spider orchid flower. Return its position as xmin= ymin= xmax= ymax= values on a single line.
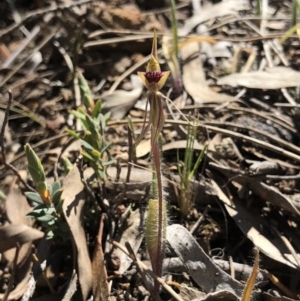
xmin=136 ymin=29 xmax=170 ymax=149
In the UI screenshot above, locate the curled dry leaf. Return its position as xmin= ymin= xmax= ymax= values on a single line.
xmin=107 ymin=166 xmax=152 ymax=183
xmin=4 ymin=188 xmax=34 ymax=266
xmin=181 ymin=42 xmax=235 ymax=103
xmin=0 ymin=224 xmax=43 ymax=253
xmin=217 ymin=67 xmax=300 ymax=89
xmin=5 ymin=188 xmax=32 ymax=225
xmin=211 ymin=180 xmax=300 ymax=269
xmin=135 ymin=139 xmax=151 ymax=158
xmin=166 ymin=224 xmax=243 ymax=298
xmin=209 ymin=163 xmax=300 ymax=215
xmin=1 ymin=190 xmax=44 ymax=300
xmin=102 ymin=88 xmax=142 ymax=120
xmin=102 ymin=86 xmax=143 ymax=120
xmin=179 ymin=0 xmax=250 ymax=36
xmin=62 ymin=165 xmax=92 ymax=301
xmin=249 ymin=182 xmax=300 ymax=215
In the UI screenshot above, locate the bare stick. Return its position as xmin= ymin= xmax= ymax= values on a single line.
xmin=3 ymin=243 xmax=20 ymax=301
xmin=0 ymin=90 xmax=35 ymax=192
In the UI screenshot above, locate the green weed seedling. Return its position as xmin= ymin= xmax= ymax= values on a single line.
xmin=177 ymin=116 xmax=207 ymax=216
xmin=25 ymin=144 xmax=67 ymax=239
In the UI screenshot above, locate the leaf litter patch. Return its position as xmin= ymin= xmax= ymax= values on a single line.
xmin=0 ymin=0 xmax=300 ymax=300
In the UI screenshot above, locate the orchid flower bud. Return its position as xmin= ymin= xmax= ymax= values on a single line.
xmin=25 ymin=143 xmax=51 ymax=206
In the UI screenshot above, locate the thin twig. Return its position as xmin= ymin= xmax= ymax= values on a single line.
xmin=107 ymin=119 xmax=300 ymax=163
xmin=32 ymin=254 xmax=56 ymax=294
xmin=0 ymin=90 xmax=35 ymax=192
xmin=3 ymin=243 xmax=20 ymax=301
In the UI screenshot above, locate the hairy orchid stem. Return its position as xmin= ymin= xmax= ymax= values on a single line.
xmin=137 ymin=29 xmax=170 ymax=294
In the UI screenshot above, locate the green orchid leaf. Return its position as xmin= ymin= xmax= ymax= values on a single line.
xmin=25 ymin=192 xmax=43 ymax=205
xmin=52 ymin=189 xmax=63 ymax=207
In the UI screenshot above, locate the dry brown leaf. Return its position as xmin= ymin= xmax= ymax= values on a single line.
xmin=167 ymin=224 xmax=243 ymax=298
xmin=181 ymin=42 xmax=235 ymax=103
xmin=163 ymin=140 xmax=204 ymax=152
xmin=0 ymin=224 xmax=43 ymax=252
xmin=107 ymin=166 xmax=151 ymax=183
xmin=217 ymin=67 xmax=300 ymax=89
xmin=92 ymin=217 xmax=109 ymax=301
xmin=5 ymin=188 xmax=32 ymax=225
xmin=3 ymin=242 xmax=32 ymax=268
xmin=102 ymin=86 xmax=143 ymax=120
xmin=3 ymin=189 xmax=35 ymax=266
xmin=211 ymin=180 xmax=300 ymax=269
xmin=209 ymin=164 xmax=300 ymax=215
xmin=136 ymin=139 xmax=151 ymax=158
xmin=249 ymin=182 xmax=300 ymax=216
xmin=179 ymin=0 xmax=249 ymax=36
xmin=62 ymin=165 xmax=92 ymax=301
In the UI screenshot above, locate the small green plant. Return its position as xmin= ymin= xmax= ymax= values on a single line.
xmin=25 ymin=144 xmax=66 ymax=239
xmin=24 ymin=73 xmax=114 ymax=240
xmin=177 ymin=116 xmax=208 ymax=216
xmin=67 ymin=75 xmax=114 ymax=181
